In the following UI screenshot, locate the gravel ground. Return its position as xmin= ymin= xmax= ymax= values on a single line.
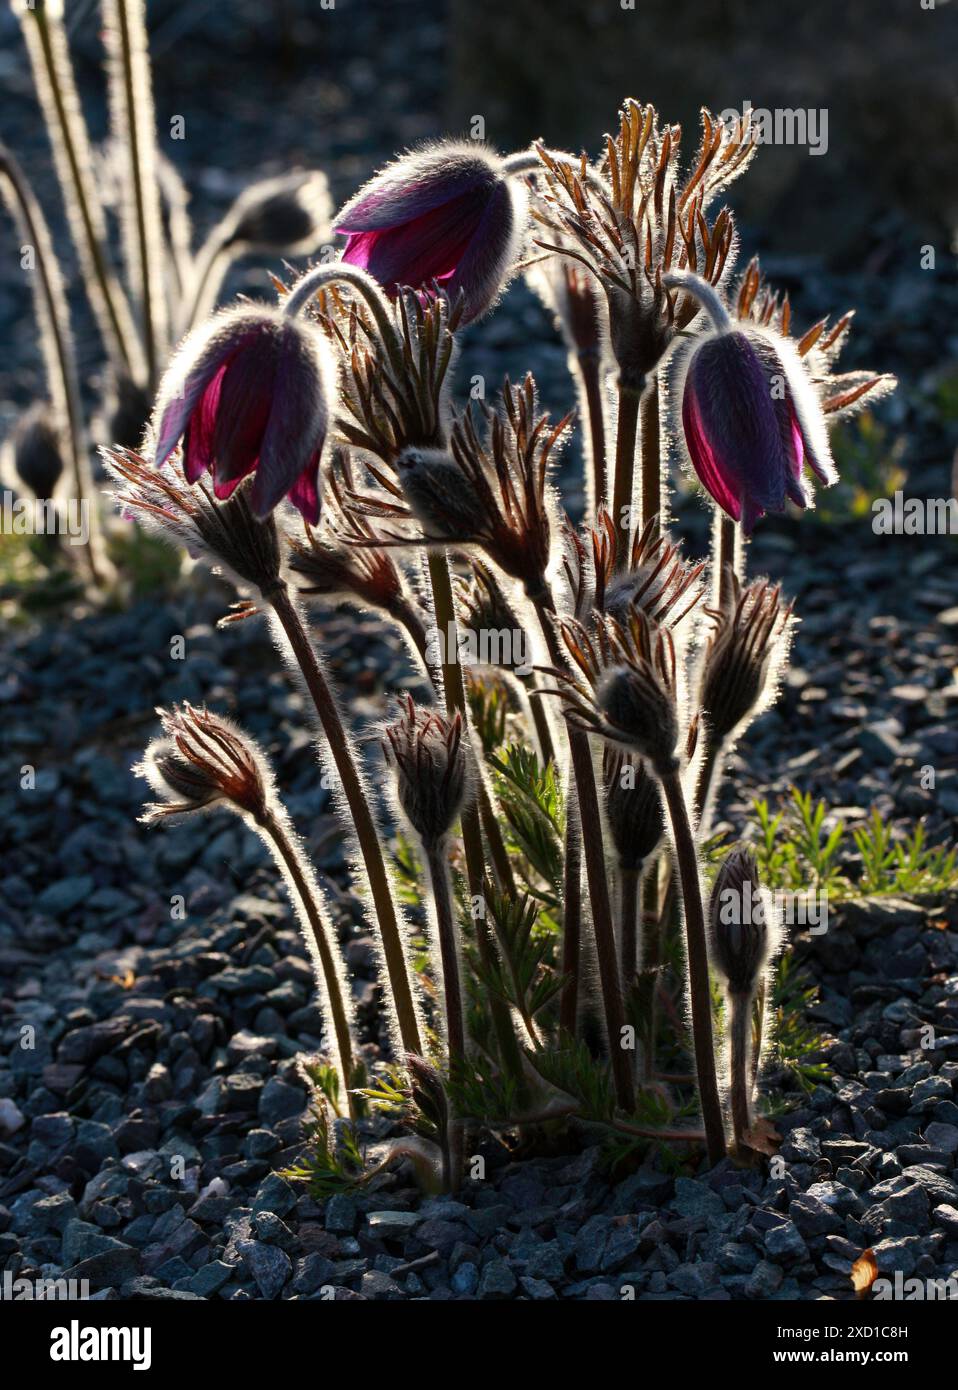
xmin=2 ymin=0 xmax=958 ymax=1303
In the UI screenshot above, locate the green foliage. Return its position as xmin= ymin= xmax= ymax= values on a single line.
xmin=751 ymin=786 xmax=956 ymax=900
xmin=765 ymin=949 xmax=831 ymax=1098
xmin=279 ymin=1096 xmax=365 ymax=1197
xmin=489 ymin=743 xmax=564 ymax=908
xmin=474 ymin=884 xmax=563 ymax=1039
xmin=446 ymin=1054 xmax=523 ymax=1126
xmin=108 ymin=525 xmax=183 ymax=596
xmin=466 ymin=672 xmax=512 ymax=756
xmin=526 ymin=1035 xmax=616 ymax=1124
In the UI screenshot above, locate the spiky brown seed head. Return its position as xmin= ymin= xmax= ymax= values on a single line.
xmin=138 ymin=703 xmax=270 ymax=825
xmin=383 ymin=696 xmax=469 ymax=847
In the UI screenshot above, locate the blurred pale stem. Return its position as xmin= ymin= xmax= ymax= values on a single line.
xmin=0 ymin=148 xmax=107 ymax=585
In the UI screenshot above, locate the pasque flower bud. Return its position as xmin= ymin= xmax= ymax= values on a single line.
xmin=395 ymin=446 xmax=488 ymax=542
xmin=151 ymin=303 xmax=335 ymax=524
xmin=709 ymin=848 xmax=769 ymax=996
xmin=138 ymin=703 xmax=270 ymax=825
xmin=698 ymin=576 xmax=791 ymax=745
xmin=383 ymin=697 xmax=469 ymax=847
xmin=11 ymin=403 xmax=63 ymax=498
xmin=597 ymin=664 xmax=679 ymax=774
xmin=224 ymin=170 xmax=332 ymax=256
xmin=334 ymin=142 xmax=527 ymax=325
xmin=603 ymin=750 xmax=663 ymax=871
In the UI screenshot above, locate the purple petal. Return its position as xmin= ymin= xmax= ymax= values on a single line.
xmin=249 ymin=325 xmax=330 ymax=519
xmin=334 ymin=147 xmax=499 ymax=234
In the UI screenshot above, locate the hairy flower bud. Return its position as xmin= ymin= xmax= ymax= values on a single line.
xmin=395 ymin=446 xmax=488 ymax=542
xmin=709 ymin=848 xmax=769 ymax=995
xmin=699 ymin=576 xmax=791 ymax=745
xmin=334 ymin=142 xmax=527 ymax=324
xmin=383 ymin=697 xmax=469 ymax=847
xmin=225 ymin=170 xmax=332 ymax=256
xmin=596 ymin=663 xmax=679 ymax=773
xmin=138 ymin=703 xmax=270 ymax=824
xmin=11 ymin=403 xmax=63 ymax=498
xmin=602 ymin=750 xmax=663 ymax=871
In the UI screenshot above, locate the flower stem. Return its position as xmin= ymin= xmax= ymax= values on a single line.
xmin=728 ymin=991 xmax=753 ymax=1152
xmin=559 ymin=776 xmax=581 ymax=1036
xmin=266 ymin=582 xmax=423 ymax=1058
xmin=612 ymin=380 xmax=641 ymax=566
xmin=426 ymin=550 xmax=524 ymax=1083
xmin=423 ymin=840 xmax=465 ymax=1191
xmin=0 ymin=147 xmax=108 ymax=586
xmin=640 ymin=376 xmax=661 ymax=536
xmin=712 ymin=508 xmax=741 ymax=608
xmin=259 ymin=808 xmax=357 ymax=1116
xmin=619 ymin=863 xmax=642 ymax=987
xmin=533 ymin=592 xmax=634 ymax=1111
xmin=658 ymin=768 xmax=726 ymax=1164
xmin=19 ymin=1 xmax=144 ymax=382
xmin=577 ymin=349 xmax=607 ymax=519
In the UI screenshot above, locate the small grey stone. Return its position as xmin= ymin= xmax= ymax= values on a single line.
xmin=188 ymin=1261 xmax=234 ymax=1297
xmin=478 ymin=1258 xmax=517 ymax=1299
xmin=366 ymin=1210 xmax=423 ymax=1242
xmin=451 ymin=1262 xmax=479 ymax=1295
xmin=237 ymin=1239 xmax=291 ymax=1299
xmin=324 ymin=1194 xmax=357 ymax=1234
xmin=764 ymin=1221 xmax=808 ymax=1261
xmin=672 ymin=1178 xmax=724 ymax=1221
xmin=923 ymin=1122 xmax=958 ymax=1155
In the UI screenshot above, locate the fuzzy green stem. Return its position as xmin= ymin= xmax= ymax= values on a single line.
xmin=260 ymin=809 xmax=356 ymax=1116
xmin=534 ymin=592 xmax=634 ymax=1111
xmin=266 ymin=582 xmax=422 ymax=1057
xmin=659 ymin=768 xmax=726 ymax=1164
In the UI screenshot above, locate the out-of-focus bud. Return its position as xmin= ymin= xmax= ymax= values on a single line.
xmin=225 ymin=170 xmax=332 ymax=257
xmin=383 ymin=696 xmax=469 ymax=847
xmin=709 ymin=847 xmax=769 ymax=996
xmin=11 ymin=403 xmax=63 ymax=499
xmin=138 ymin=703 xmax=270 ymax=824
xmin=104 ymin=373 xmax=152 ymax=451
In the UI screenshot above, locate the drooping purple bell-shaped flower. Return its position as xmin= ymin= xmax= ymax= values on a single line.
xmin=151 ymin=305 xmax=335 ymax=525
xmin=667 ymin=272 xmax=837 ymax=534
xmin=333 ymin=142 xmax=527 ymax=325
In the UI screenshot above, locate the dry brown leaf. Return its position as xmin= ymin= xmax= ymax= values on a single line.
xmin=850 ymin=1248 xmax=878 ymax=1296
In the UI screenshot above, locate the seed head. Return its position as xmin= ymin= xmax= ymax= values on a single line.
xmin=383 ymin=696 xmax=470 ymax=847
xmin=138 ymin=703 xmax=271 ymax=825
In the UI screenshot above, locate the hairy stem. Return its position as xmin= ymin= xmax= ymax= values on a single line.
xmin=559 ymin=776 xmax=582 ymax=1035
xmin=640 ymin=376 xmax=661 ymax=536
xmin=0 ymin=148 xmax=108 ymax=585
xmin=266 ymin=582 xmax=422 ymax=1057
xmin=19 ymin=1 xmax=144 ymax=381
xmin=426 ymin=550 xmax=524 ymax=1082
xmin=619 ymin=863 xmax=641 ymax=989
xmin=659 ymin=768 xmax=727 ymax=1164
xmin=712 ymin=508 xmax=741 ymax=608
xmin=577 ymin=349 xmax=607 ymax=519
xmin=103 ymin=0 xmax=168 ymax=381
xmin=612 ymin=381 xmax=641 ymax=568
xmin=424 ymin=841 xmax=466 ymax=1069
xmin=728 ymin=991 xmax=753 ymax=1151
xmin=260 ymin=809 xmax=356 ymax=1115
xmin=533 ymin=592 xmax=634 ymax=1111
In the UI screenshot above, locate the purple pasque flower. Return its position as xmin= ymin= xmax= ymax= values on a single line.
xmin=667 ymin=272 xmax=837 ymax=534
xmin=151 ymin=305 xmax=335 ymax=525
xmin=333 ymin=142 xmax=527 ymax=325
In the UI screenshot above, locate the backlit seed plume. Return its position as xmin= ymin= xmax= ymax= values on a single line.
xmin=734 ymin=257 xmax=897 ymax=421
xmin=103 ymin=445 xmax=282 ymax=597
xmin=138 ymin=703 xmax=270 ymax=824
xmin=533 ymin=102 xmax=754 ymax=383
xmin=551 ymin=608 xmax=683 ymax=775
xmin=667 ymin=270 xmax=838 ymax=534
xmin=592 ymin=510 xmax=704 ymax=628
xmin=151 ymin=303 xmax=335 ymax=524
xmin=334 ymin=142 xmax=528 ymax=325
xmin=697 ymin=575 xmax=793 ymax=747
xmin=382 ymin=696 xmax=469 ymax=848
